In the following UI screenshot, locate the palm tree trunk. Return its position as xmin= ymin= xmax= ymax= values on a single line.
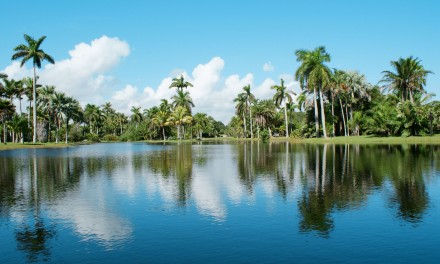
xmin=162 ymin=127 xmax=166 ymax=140
xmin=345 ymin=102 xmax=350 ymax=136
xmin=249 ymin=104 xmax=253 ymax=139
xmin=65 ymin=118 xmax=69 ymax=144
xmin=319 ymin=87 xmax=327 ymax=138
xmin=313 ymin=86 xmax=319 ymax=137
xmin=243 ymin=112 xmax=247 ymax=138
xmin=284 ymin=100 xmax=289 ymax=137
xmin=3 ymin=122 xmax=6 ymax=144
xmin=33 ymin=66 xmax=37 ymax=143
xmin=339 ymin=98 xmax=347 ymax=136
xmin=331 ymin=93 xmax=335 ymax=137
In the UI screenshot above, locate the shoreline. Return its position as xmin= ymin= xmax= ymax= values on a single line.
xmin=2 ymin=135 xmax=440 ymax=151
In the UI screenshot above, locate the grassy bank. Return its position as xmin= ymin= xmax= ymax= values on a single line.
xmin=2 ymin=135 xmax=440 ymax=151
xmin=271 ymin=134 xmax=440 ymax=145
xmin=0 ymin=142 xmax=79 ymax=151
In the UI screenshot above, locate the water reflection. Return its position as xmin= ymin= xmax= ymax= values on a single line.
xmin=0 ymin=142 xmax=439 ymax=261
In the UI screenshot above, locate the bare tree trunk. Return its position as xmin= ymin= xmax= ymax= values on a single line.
xmin=284 ymin=100 xmax=289 ymax=137
xmin=319 ymin=87 xmax=327 ymax=138
xmin=331 ymin=93 xmax=335 ymax=137
xmin=33 ymin=66 xmax=37 ymax=143
xmin=249 ymin=103 xmax=253 ymax=139
xmin=345 ymin=101 xmax=350 ymax=136
xmin=313 ymin=86 xmax=320 ymax=137
xmin=340 ymin=98 xmax=347 ymax=136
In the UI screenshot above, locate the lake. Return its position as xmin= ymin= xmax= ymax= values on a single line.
xmin=1 ymin=142 xmax=440 ymax=263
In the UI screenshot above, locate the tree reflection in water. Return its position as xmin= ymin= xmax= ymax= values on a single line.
xmin=0 ymin=142 xmax=438 ymax=257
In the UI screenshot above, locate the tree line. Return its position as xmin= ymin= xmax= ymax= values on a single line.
xmin=1 ymin=35 xmax=438 ymax=144
xmin=229 ymin=46 xmax=437 ymax=139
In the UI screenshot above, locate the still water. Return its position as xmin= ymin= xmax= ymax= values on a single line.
xmin=1 ymin=142 xmax=440 ymax=263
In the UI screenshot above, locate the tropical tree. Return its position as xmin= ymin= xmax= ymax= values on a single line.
xmin=168 ymin=106 xmax=193 ymax=140
xmin=62 ymin=96 xmax=82 ymax=144
xmin=152 ymin=110 xmax=170 ymax=140
xmin=130 ymin=106 xmax=143 ymax=128
xmin=193 ymin=112 xmax=209 ymax=139
xmin=242 ymin=84 xmax=256 ymax=138
xmin=234 ymin=93 xmax=247 ymax=137
xmin=169 ymin=75 xmax=193 ymax=92
xmin=295 ymin=46 xmax=332 ymax=138
xmin=0 ymin=99 xmax=15 ymax=144
xmin=271 ymin=79 xmax=296 ymax=137
xmin=172 ymin=90 xmax=195 ymax=113
xmin=12 ymin=34 xmax=55 ymax=143
xmin=253 ymin=99 xmax=276 ymax=138
xmin=381 ymin=56 xmax=432 ymax=104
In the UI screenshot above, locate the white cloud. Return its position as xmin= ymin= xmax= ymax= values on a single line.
xmin=111 ymin=57 xmax=301 ymax=123
xmin=263 ymin=61 xmax=274 ymax=72
xmin=3 ymin=35 xmax=130 ymax=105
xmin=2 ymin=35 xmax=301 ymax=124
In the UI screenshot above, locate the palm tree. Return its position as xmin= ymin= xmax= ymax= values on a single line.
xmin=62 ymin=96 xmax=82 ymax=144
xmin=12 ymin=34 xmax=55 ymax=143
xmin=51 ymin=92 xmax=66 ymax=144
xmin=2 ymin=79 xmax=21 ymax=103
xmin=0 ymin=99 xmax=16 ymax=144
xmin=253 ymin=99 xmax=276 ymax=138
xmin=234 ymin=93 xmax=247 ymax=137
xmin=130 ymin=106 xmax=143 ymax=128
xmin=84 ymin=104 xmax=102 ymax=134
xmin=152 ymin=110 xmax=170 ymax=140
xmin=381 ymin=56 xmax=432 ymax=104
xmin=37 ymin=85 xmax=56 ymax=142
xmin=168 ymin=106 xmax=193 ymax=140
xmin=193 ymin=112 xmax=209 ymax=139
xmin=295 ymin=46 xmax=332 ymax=138
xmin=271 ymin=79 xmax=296 ymax=137
xmin=22 ymin=77 xmax=41 ymax=130
xmin=243 ymin=84 xmax=256 ymax=138
xmin=169 ymin=75 xmax=193 ymax=92
xmin=172 ymin=90 xmax=195 ymax=113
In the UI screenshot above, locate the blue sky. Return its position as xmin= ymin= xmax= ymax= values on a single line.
xmin=2 ymin=0 xmax=439 ymax=122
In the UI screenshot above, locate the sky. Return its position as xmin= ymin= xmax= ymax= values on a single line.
xmin=1 ymin=0 xmax=440 ymax=123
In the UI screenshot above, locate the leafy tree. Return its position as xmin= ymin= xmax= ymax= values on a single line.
xmin=12 ymin=34 xmax=55 ymax=143
xmin=295 ymin=46 xmax=331 ymax=138
xmin=169 ymin=75 xmax=193 ymax=92
xmin=271 ymin=79 xmax=295 ymax=137
xmin=381 ymin=56 xmax=432 ymax=104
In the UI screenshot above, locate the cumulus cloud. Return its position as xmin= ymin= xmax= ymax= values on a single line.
xmin=111 ymin=57 xmax=300 ymax=123
xmin=3 ymin=35 xmax=130 ymax=105
xmin=2 ymin=35 xmax=301 ymax=124
xmin=263 ymin=61 xmax=274 ymax=72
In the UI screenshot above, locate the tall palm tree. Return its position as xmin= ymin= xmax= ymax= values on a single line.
xmin=234 ymin=93 xmax=247 ymax=137
xmin=271 ymin=79 xmax=296 ymax=137
xmin=169 ymin=75 xmax=193 ymax=92
xmin=130 ymin=106 xmax=143 ymax=128
xmin=172 ymin=90 xmax=195 ymax=113
xmin=295 ymin=46 xmax=332 ymax=138
xmin=12 ymin=34 xmax=55 ymax=143
xmin=243 ymin=84 xmax=256 ymax=138
xmin=381 ymin=56 xmax=432 ymax=104
xmin=22 ymin=77 xmax=41 ymax=130
xmin=62 ymin=96 xmax=82 ymax=144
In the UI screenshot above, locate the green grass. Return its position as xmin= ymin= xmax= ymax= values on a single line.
xmin=0 ymin=142 xmax=79 ymax=151
xmin=2 ymin=135 xmax=440 ymax=151
xmin=281 ymin=134 xmax=440 ymax=145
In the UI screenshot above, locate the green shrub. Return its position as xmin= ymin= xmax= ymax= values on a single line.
xmin=102 ymin=134 xmax=118 ymax=142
